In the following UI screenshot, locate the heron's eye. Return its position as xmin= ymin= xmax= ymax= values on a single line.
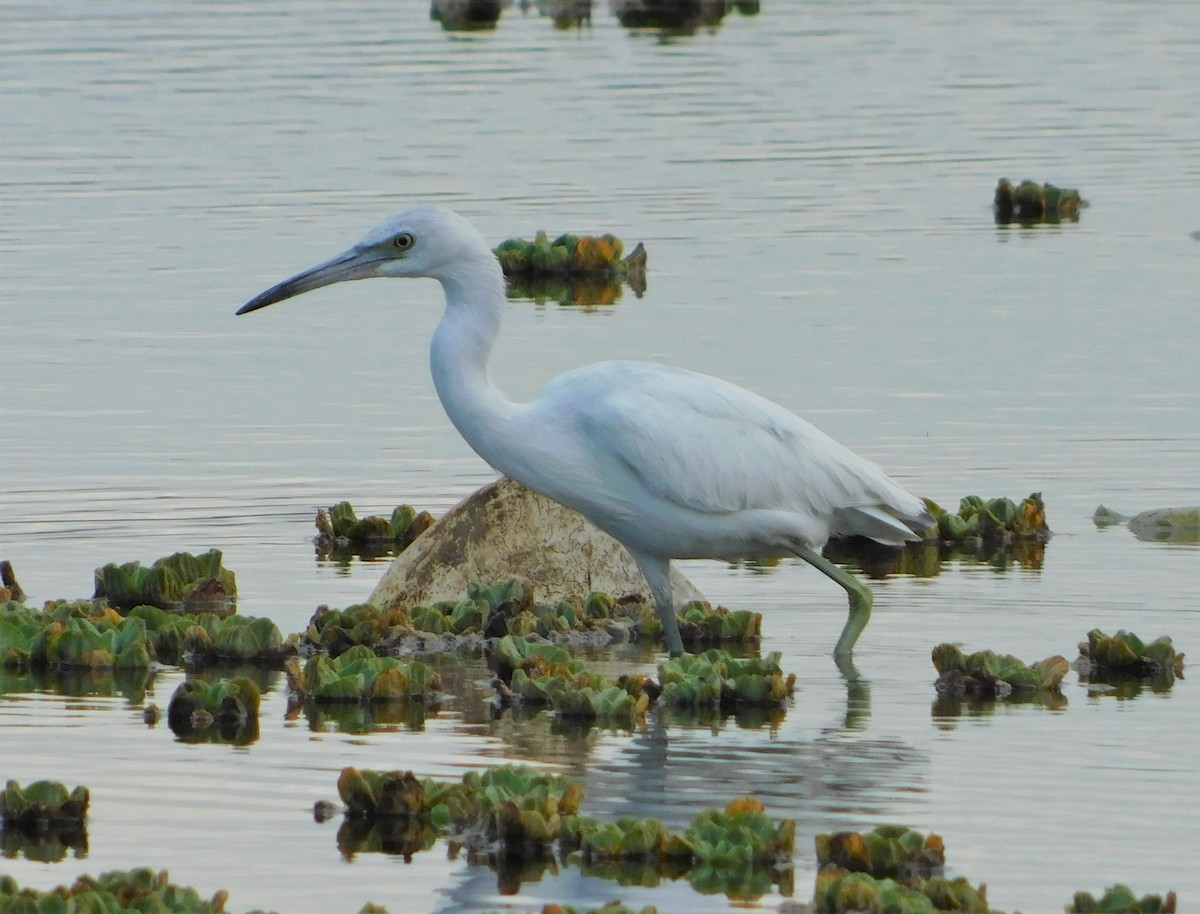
xmin=393 ymin=232 xmax=415 ymax=250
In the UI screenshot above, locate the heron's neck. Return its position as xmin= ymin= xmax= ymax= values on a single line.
xmin=430 ymin=257 xmax=523 ymax=466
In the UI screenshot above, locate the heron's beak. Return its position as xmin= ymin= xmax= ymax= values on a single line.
xmin=236 ymin=247 xmax=387 ymax=315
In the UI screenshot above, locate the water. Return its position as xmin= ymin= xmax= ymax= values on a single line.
xmin=2 ymin=2 xmax=1197 ymax=911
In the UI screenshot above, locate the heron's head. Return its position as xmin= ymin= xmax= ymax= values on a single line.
xmin=237 ymin=204 xmax=493 ymax=315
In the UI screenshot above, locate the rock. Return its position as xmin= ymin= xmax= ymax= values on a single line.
xmin=368 ymin=477 xmax=702 ymax=611
xmin=1128 ymin=506 xmax=1200 ymax=544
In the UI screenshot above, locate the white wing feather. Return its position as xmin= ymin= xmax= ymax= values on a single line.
xmin=535 ymin=361 xmax=926 ymax=541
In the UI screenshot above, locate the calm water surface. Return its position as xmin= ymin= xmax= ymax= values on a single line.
xmin=2 ymin=2 xmax=1197 ymax=912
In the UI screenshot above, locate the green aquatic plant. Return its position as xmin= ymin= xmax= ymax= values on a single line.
xmin=1 ymin=780 xmax=90 ymax=829
xmin=994 ymin=178 xmax=1084 ymax=224
xmin=129 ymin=605 xmax=291 ymax=666
xmin=1069 ymin=884 xmax=1176 ymax=913
xmin=1079 ymin=629 xmax=1184 ymax=678
xmin=496 ymin=233 xmax=647 ymax=307
xmin=927 ymin=494 xmax=1050 ymax=545
xmin=490 ymin=634 xmax=651 ymax=727
xmin=93 ymin=548 xmax=236 ymax=612
xmin=816 ymin=825 xmax=946 ymax=881
xmin=495 ymin=232 xmax=630 ymax=278
xmin=814 ymin=869 xmax=994 ymax=914
xmin=567 ymin=796 xmax=793 ymax=867
xmin=657 ymin=649 xmax=796 ymax=710
xmin=535 ymin=904 xmax=659 ymax=914
xmin=932 ymin=644 xmax=1069 ymax=699
xmin=315 ymin=501 xmax=435 ymax=551
xmin=302 ymin=585 xmax=760 ymax=656
xmin=0 ymin=868 xmax=272 ymax=914
xmin=167 ymin=676 xmax=261 ymax=742
xmin=336 ymin=764 xmax=584 ymax=850
xmin=0 ymin=601 xmax=153 ymax=673
xmin=287 ymin=645 xmax=441 ymax=703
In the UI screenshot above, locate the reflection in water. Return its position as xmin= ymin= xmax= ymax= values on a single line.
xmin=612 ymin=0 xmax=759 ymax=34
xmin=0 ymin=666 xmax=155 ymax=705
xmin=932 ymin=690 xmax=1068 ymax=723
xmin=824 ymin=536 xmax=1047 ymax=578
xmin=1 ymin=825 xmax=88 ymax=864
xmin=432 ymin=0 xmax=504 ymax=31
xmin=1078 ymin=670 xmax=1181 ymax=701
xmin=431 ymin=0 xmax=760 ymax=32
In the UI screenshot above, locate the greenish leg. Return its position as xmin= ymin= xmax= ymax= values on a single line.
xmin=631 ymin=551 xmax=685 ymax=657
xmin=790 ymin=546 xmax=874 ymax=656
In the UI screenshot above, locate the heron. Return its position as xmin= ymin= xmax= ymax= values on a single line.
xmin=238 ymin=205 xmax=932 ymax=658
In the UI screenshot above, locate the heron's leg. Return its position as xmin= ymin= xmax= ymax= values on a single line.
xmin=629 ymin=551 xmax=685 ymax=657
xmin=789 ymin=546 xmax=874 ymax=656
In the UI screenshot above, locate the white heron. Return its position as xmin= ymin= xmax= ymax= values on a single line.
xmin=238 ymin=205 xmax=932 ymax=657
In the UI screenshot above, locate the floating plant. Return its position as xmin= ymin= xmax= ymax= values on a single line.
xmin=813 ymin=869 xmax=994 ymax=914
xmin=826 ymin=493 xmax=1050 ymax=578
xmin=0 ymin=600 xmax=152 ymax=672
xmin=1 ymin=780 xmax=89 ymax=831
xmin=1077 ymin=629 xmax=1184 ymax=678
xmin=929 ymin=494 xmax=1050 ymax=547
xmin=496 ymin=232 xmax=648 ymax=307
xmin=994 ymin=178 xmax=1085 ymax=224
xmin=167 ymin=676 xmax=261 ymax=744
xmin=286 ymin=645 xmax=441 ymax=704
xmin=932 ymin=644 xmax=1069 ymax=700
xmin=303 ymin=584 xmax=760 ymax=656
xmin=495 ymin=231 xmax=636 ymax=281
xmin=315 ymin=500 xmax=435 ymax=559
xmin=336 ymin=764 xmax=583 ymax=853
xmin=816 ymin=825 xmax=945 ymax=881
xmin=489 ymin=634 xmax=651 ymax=728
xmin=333 ymin=764 xmax=792 ymax=897
xmin=1068 ymin=884 xmax=1176 ymax=913
xmin=564 ymin=796 xmax=795 ymax=900
xmin=657 ymin=649 xmax=796 ymax=711
xmin=1 ymin=780 xmax=90 ymax=864
xmin=129 ymin=604 xmax=293 ymax=666
xmin=93 ymin=548 xmax=236 ymax=614
xmin=0 ymin=868 xmax=270 ymax=914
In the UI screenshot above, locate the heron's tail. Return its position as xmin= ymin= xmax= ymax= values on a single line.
xmin=832 ymin=503 xmax=934 ymax=547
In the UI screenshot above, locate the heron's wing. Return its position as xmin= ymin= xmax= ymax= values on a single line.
xmin=553 ymin=362 xmax=921 ymax=527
